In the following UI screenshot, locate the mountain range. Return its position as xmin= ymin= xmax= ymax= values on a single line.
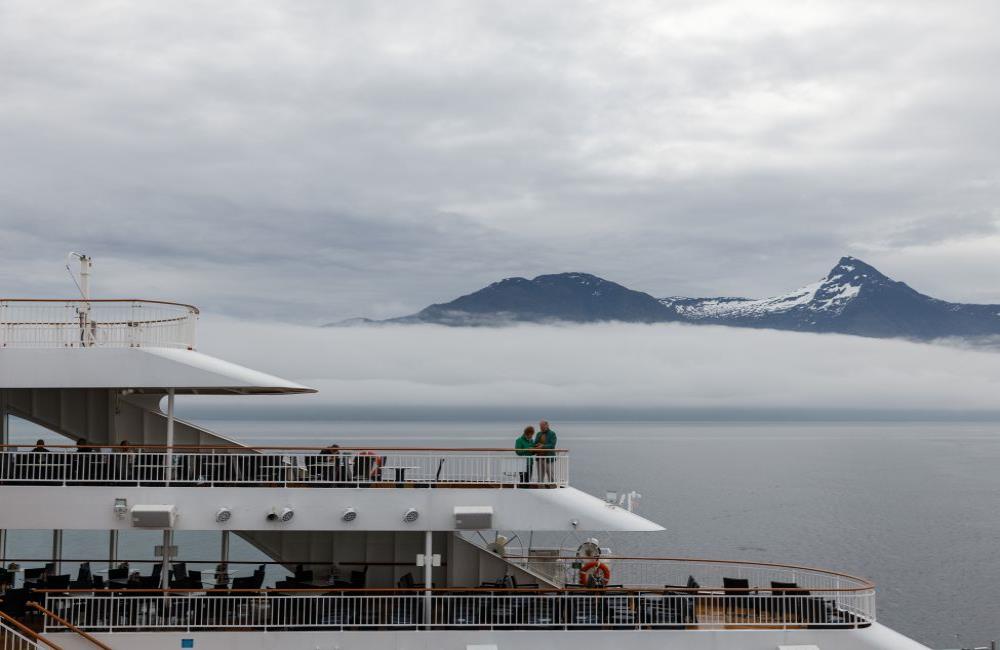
xmin=331 ymin=256 xmax=1000 ymax=341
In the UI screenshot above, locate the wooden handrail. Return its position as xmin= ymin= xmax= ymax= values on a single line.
xmin=35 ymin=583 xmax=874 ymax=594
xmin=500 ymin=555 xmax=875 ymax=588
xmin=0 ymin=445 xmax=568 ymax=453
xmin=27 ymin=603 xmax=111 ymax=650
xmin=0 ymin=609 xmax=63 ymax=650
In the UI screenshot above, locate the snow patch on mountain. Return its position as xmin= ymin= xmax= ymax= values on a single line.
xmin=661 ymin=257 xmax=871 ymax=320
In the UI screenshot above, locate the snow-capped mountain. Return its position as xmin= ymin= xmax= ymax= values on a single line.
xmin=662 ymin=256 xmax=1000 ymax=339
xmin=328 ymin=257 xmax=1000 ymax=341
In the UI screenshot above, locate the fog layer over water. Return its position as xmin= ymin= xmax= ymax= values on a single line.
xmin=192 ymin=318 xmax=1000 ymax=415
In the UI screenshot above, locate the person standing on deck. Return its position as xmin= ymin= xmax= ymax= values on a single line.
xmin=515 ymin=426 xmax=536 ymax=485
xmin=534 ymin=420 xmax=558 ymax=484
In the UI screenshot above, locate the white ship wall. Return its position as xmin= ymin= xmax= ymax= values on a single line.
xmin=48 ymin=624 xmax=930 ymax=650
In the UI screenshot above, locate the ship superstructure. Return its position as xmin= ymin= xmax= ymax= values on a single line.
xmin=0 ymin=264 xmax=930 ymax=649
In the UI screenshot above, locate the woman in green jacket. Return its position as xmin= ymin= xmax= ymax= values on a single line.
xmin=515 ymin=426 xmax=536 ymax=485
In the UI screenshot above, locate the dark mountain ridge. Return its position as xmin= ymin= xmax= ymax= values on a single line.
xmin=328 ymin=257 xmax=1000 ymax=341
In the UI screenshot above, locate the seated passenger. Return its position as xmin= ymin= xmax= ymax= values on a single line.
xmin=353 ymin=450 xmax=383 ymax=484
xmin=31 ymin=439 xmax=48 ymax=453
xmin=318 ymin=444 xmax=343 ymax=482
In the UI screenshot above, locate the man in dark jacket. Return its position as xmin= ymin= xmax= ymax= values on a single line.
xmin=534 ymin=421 xmax=558 ymax=483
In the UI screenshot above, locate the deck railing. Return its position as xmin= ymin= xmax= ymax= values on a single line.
xmin=38 ymin=583 xmax=875 ymax=632
xmin=0 ymin=446 xmax=569 ymax=488
xmin=504 ymin=555 xmax=868 ymax=592
xmin=500 ymin=556 xmax=874 ymax=623
xmin=0 ymin=610 xmax=54 ymax=650
xmin=0 ymin=300 xmax=198 ymax=350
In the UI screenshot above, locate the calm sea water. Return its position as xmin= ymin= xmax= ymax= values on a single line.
xmin=7 ymin=419 xmax=999 ymax=647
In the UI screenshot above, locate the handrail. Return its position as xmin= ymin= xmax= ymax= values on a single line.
xmin=0 ymin=445 xmax=568 ymax=453
xmin=41 ymin=589 xmax=876 ymax=630
xmin=0 ymin=298 xmax=199 ymax=314
xmin=0 ymin=610 xmax=63 ymax=650
xmin=27 ymin=603 xmax=111 ymax=650
xmin=0 ymin=300 xmax=198 ymax=350
xmin=34 ymin=582 xmax=874 ymax=594
xmin=501 ymin=555 xmax=875 ymax=589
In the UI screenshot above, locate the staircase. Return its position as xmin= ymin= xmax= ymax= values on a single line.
xmin=0 ymin=612 xmax=54 ymax=650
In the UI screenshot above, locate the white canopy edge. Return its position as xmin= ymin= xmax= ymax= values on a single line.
xmin=0 ymin=347 xmax=315 ymax=394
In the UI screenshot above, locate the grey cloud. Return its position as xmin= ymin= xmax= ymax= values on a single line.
xmin=1 ymin=1 xmax=1000 ymax=318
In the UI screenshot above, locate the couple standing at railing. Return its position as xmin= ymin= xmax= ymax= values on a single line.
xmin=515 ymin=420 xmax=558 ymax=484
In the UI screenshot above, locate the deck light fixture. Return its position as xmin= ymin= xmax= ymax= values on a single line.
xmin=266 ymin=507 xmax=295 ymax=523
xmin=341 ymin=508 xmax=357 ymax=522
xmin=403 ymin=508 xmax=419 ymax=523
xmin=215 ymin=507 xmax=232 ymax=523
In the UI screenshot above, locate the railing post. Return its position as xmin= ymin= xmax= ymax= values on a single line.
xmin=165 ymin=388 xmax=175 ymax=486
xmin=423 ymin=530 xmax=433 ymax=627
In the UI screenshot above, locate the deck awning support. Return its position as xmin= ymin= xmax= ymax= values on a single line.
xmin=424 ymin=531 xmax=432 ymax=626
xmin=51 ymin=530 xmax=63 ymax=575
xmin=108 ymin=530 xmax=118 ymax=572
xmin=165 ymin=388 xmax=175 ymax=485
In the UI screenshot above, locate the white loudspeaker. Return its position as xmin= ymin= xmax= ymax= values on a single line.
xmin=130 ymin=505 xmax=177 ymax=528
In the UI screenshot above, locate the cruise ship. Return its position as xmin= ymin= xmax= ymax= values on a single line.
xmin=0 ymin=257 xmax=931 ymax=649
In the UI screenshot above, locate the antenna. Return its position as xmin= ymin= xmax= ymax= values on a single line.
xmin=65 ymin=252 xmax=92 ymax=300
xmin=65 ymin=253 xmax=94 ymax=347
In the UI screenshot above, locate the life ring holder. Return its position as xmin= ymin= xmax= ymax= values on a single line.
xmin=578 ymin=560 xmax=611 ymax=586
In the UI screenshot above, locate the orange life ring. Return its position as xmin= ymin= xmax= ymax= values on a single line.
xmin=578 ymin=560 xmax=611 ymax=586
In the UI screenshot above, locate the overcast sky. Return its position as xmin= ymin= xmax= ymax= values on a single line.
xmin=2 ymin=1 xmax=999 ymax=322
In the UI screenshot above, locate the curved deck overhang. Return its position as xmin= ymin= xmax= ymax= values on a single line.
xmin=0 ymin=347 xmax=314 ymax=394
xmin=0 ymin=484 xmax=663 ymax=532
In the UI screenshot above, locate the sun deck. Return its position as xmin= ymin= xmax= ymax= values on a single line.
xmin=2 ymin=558 xmax=874 ymax=634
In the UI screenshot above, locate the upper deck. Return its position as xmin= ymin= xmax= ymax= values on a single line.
xmin=0 ymin=445 xmax=569 ymax=489
xmin=0 ymin=299 xmax=199 ymax=350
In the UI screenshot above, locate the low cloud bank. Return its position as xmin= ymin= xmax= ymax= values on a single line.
xmin=184 ymin=319 xmax=1000 ymax=418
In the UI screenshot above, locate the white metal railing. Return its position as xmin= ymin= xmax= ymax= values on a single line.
xmin=499 ymin=556 xmax=874 ymax=623
xmin=0 ymin=613 xmax=46 ymax=650
xmin=0 ymin=300 xmax=198 ymax=349
xmin=0 ymin=627 xmax=41 ymax=650
xmin=0 ymin=447 xmax=569 ymax=488
xmin=39 ymin=586 xmax=874 ymax=631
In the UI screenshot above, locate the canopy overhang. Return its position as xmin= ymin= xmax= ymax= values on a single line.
xmin=0 ymin=347 xmax=315 ymax=395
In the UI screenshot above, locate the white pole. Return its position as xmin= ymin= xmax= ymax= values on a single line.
xmin=1 ymin=390 xmax=6 ymax=563
xmin=1 ymin=389 xmax=8 ymax=444
xmin=160 ymin=529 xmax=171 ymax=589
xmin=165 ymin=389 xmax=175 ymax=485
xmin=108 ymin=530 xmax=118 ymax=572
xmin=79 ymin=255 xmax=91 ymax=301
xmin=79 ymin=255 xmax=93 ymax=346
xmin=220 ymin=530 xmax=230 ymax=588
xmin=424 ymin=530 xmax=432 ymax=625
xmin=51 ymin=530 xmax=63 ymax=574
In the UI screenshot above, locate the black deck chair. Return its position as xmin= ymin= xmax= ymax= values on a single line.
xmin=23 ymin=567 xmax=45 ymax=582
xmin=107 ymin=567 xmax=128 ymax=583
xmin=722 ymin=577 xmax=759 ymax=618
xmin=349 ymin=566 xmax=368 ymax=588
xmin=45 ymin=574 xmax=71 ymax=590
